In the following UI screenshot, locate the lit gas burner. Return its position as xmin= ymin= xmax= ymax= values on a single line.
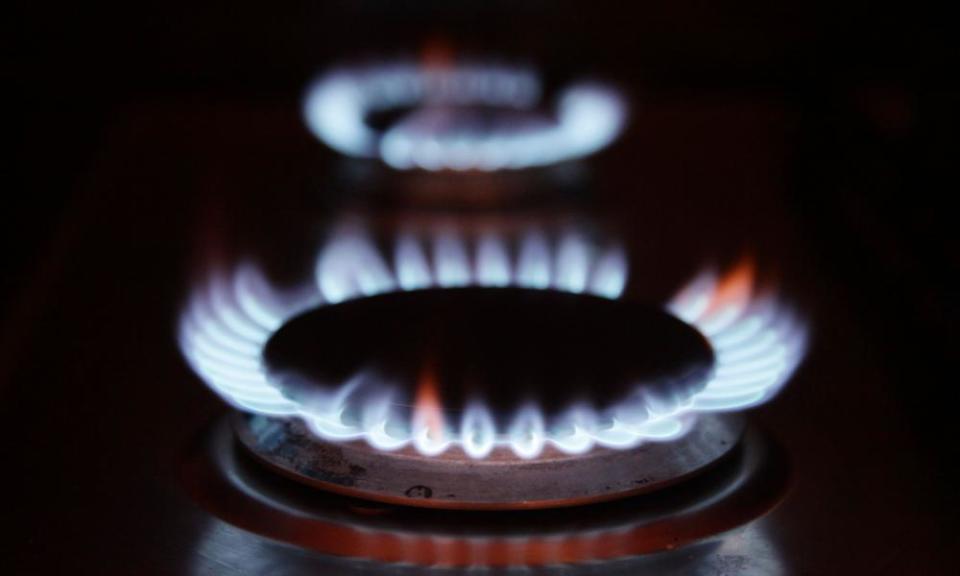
xmin=303 ymin=60 xmax=627 ymax=171
xmin=179 ymin=222 xmax=807 ymax=508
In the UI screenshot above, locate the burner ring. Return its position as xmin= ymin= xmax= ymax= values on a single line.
xmin=263 ymin=287 xmax=716 ymax=440
xmin=183 ymin=415 xmax=788 ymax=566
xmin=233 ymin=412 xmax=744 ymax=510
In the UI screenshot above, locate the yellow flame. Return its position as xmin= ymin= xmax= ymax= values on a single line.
xmin=706 ymin=256 xmax=755 ymax=314
xmin=413 ymin=362 xmax=445 ymax=441
xmin=420 ymin=38 xmax=454 ymax=70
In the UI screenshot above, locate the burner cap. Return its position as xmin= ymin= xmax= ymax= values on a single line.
xmin=264 ymin=287 xmax=714 ymax=417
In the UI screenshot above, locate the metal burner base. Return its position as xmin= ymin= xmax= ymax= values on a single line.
xmin=233 ymin=412 xmax=744 ymax=510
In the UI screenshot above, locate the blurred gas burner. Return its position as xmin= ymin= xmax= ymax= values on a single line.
xmin=303 ymin=60 xmax=627 ymax=171
xmin=179 ymin=221 xmax=807 ymax=510
xmin=183 ymin=417 xmax=788 ymax=568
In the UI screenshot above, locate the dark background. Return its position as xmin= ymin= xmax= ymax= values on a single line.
xmin=4 ymin=1 xmax=957 ymax=573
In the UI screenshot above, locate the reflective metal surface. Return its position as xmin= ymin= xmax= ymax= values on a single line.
xmin=189 ymin=521 xmax=786 ymax=575
xmin=189 ymin=520 xmax=786 ymax=575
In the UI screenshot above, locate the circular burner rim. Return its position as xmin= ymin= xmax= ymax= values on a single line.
xmin=233 ymin=412 xmax=744 ymax=510
xmin=181 ymin=415 xmax=789 ymax=566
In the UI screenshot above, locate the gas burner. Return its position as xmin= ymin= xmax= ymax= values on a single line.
xmin=179 ymin=223 xmax=807 ymax=507
xmin=303 ymin=61 xmax=627 ymax=171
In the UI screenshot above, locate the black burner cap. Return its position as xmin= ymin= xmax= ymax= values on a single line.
xmin=264 ymin=287 xmax=714 ymax=417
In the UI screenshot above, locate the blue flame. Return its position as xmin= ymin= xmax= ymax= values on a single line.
xmin=179 ymin=226 xmax=807 ymax=459
xmin=303 ymin=62 xmax=627 ymax=171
